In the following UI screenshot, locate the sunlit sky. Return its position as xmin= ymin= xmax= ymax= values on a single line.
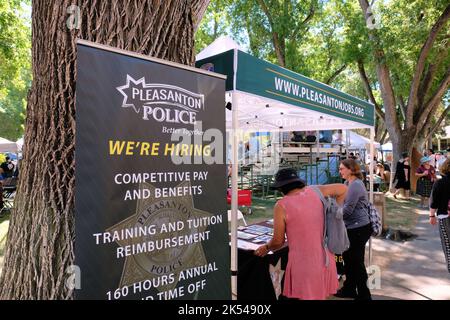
xmin=21 ymin=2 xmax=31 ymax=25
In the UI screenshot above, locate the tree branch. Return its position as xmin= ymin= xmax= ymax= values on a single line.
xmin=398 ymin=95 xmax=407 ymax=120
xmin=192 ymin=0 xmax=211 ymax=31
xmin=301 ymin=2 xmax=315 ymax=25
xmin=424 ymin=105 xmax=450 ymax=141
xmin=375 ymin=117 xmax=385 ymax=141
xmin=326 ymin=56 xmax=332 ymax=71
xmin=422 ymin=66 xmax=450 ymax=116
xmin=257 ymin=0 xmax=274 ymax=29
xmin=325 ymin=64 xmax=346 ymax=85
xmin=406 ymin=4 xmax=450 ymax=126
xmin=416 ymin=67 xmax=450 ymax=133
xmin=357 ymin=59 xmax=385 ymax=120
xmin=292 ymin=1 xmax=315 ymax=39
xmin=380 ymin=129 xmax=389 ymax=145
xmin=417 ymin=64 xmax=437 ymax=109
xmin=417 ymin=40 xmax=450 ymax=109
xmin=359 ymin=0 xmax=400 ymax=138
xmin=257 ymin=0 xmax=285 ymax=66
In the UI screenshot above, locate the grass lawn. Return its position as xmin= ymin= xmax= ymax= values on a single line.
xmin=233 ymin=193 xmax=420 ymax=233
xmin=227 ymin=197 xmax=278 ymax=227
xmin=384 ymin=195 xmax=421 ymax=232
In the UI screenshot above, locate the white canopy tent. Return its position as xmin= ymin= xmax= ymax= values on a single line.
xmin=380 ymin=142 xmax=392 ymax=151
xmin=197 ymin=36 xmax=376 ymax=299
xmin=16 ymin=137 xmax=24 ymax=152
xmin=342 ymin=130 xmax=380 ymax=150
xmin=196 ymin=35 xmax=245 ymax=61
xmin=0 ymin=137 xmax=18 ymax=153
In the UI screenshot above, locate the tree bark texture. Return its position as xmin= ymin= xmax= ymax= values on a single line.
xmin=0 ymin=0 xmax=208 ymax=300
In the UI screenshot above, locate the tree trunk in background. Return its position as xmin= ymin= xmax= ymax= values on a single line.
xmin=410 ymin=147 xmax=423 ymax=193
xmin=0 ymin=0 xmax=209 ymax=300
xmin=390 ymin=133 xmax=409 ymax=179
xmin=359 ymin=1 xmax=450 ymax=180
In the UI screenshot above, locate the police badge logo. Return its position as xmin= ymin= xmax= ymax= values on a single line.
xmin=107 ymin=180 xmax=213 ymax=296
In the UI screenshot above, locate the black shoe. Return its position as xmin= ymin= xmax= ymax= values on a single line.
xmin=355 ymin=295 xmax=372 ymax=301
xmin=334 ymin=288 xmax=357 ymax=299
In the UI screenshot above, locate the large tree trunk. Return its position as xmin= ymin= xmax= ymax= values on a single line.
xmin=359 ymin=1 xmax=449 ymax=178
xmin=0 ymin=0 xmax=209 ymax=300
xmin=390 ymin=132 xmax=414 ymax=177
xmin=391 ymin=131 xmax=427 ymax=194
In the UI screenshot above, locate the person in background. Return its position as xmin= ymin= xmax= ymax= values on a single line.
xmin=333 ymin=130 xmax=344 ymax=144
xmin=393 ymin=152 xmax=411 ymax=200
xmin=0 ymin=167 xmax=4 ymax=211
xmin=254 ymin=168 xmax=347 ymax=300
xmin=429 ymin=158 xmax=450 ymax=273
xmin=0 ymin=157 xmax=14 ymax=179
xmin=437 ymin=149 xmax=449 ymax=172
xmin=305 ymin=130 xmax=317 ymax=142
xmin=373 ymin=163 xmax=385 ymax=192
xmin=335 ymin=159 xmax=372 ymax=300
xmin=319 ymin=130 xmax=333 ymax=143
xmin=291 ymin=131 xmax=305 ymax=143
xmin=426 ymin=149 xmax=437 ymax=168
xmin=13 ymin=159 xmax=19 ymax=178
xmin=416 ymin=156 xmax=437 ymax=209
xmin=435 ymin=151 xmax=442 ymax=164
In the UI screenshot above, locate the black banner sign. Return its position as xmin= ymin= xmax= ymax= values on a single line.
xmin=74 ymin=41 xmax=229 ymax=300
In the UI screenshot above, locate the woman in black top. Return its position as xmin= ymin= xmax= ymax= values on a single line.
xmin=393 ymin=152 xmax=411 ymax=199
xmin=430 ymin=158 xmax=450 ymax=273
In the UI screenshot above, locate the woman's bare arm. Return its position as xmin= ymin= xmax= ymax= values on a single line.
xmin=254 ymin=202 xmax=286 ymax=256
xmin=318 ymin=184 xmax=348 ymax=205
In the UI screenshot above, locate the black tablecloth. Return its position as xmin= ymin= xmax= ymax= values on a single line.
xmin=237 ymin=246 xmax=288 ymax=300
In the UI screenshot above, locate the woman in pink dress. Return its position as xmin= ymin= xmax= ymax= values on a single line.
xmin=254 ymin=168 xmax=347 ymax=300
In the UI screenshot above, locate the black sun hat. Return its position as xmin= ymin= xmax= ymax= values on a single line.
xmin=271 ymin=168 xmax=306 ymax=189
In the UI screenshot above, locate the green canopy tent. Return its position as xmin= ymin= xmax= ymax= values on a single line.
xmin=196 ymin=36 xmax=376 ymax=299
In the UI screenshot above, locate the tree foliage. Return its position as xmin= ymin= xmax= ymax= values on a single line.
xmin=195 ymin=0 xmax=233 ymax=53
xmin=196 ymin=0 xmax=450 ymax=153
xmin=355 ymin=0 xmax=449 ymax=162
xmin=0 ymin=0 xmax=31 ymax=141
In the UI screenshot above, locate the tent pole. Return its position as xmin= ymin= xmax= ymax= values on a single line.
xmin=345 ymin=129 xmax=350 ymax=156
xmin=316 ymin=131 xmax=320 ymax=180
xmin=230 ymin=48 xmax=239 ymax=300
xmin=389 ymin=155 xmax=395 ymax=193
xmin=369 ymin=127 xmax=375 ymax=267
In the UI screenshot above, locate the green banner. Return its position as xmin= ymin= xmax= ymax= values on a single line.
xmin=197 ymin=50 xmax=374 ymax=127
xmin=237 ymin=51 xmax=374 ymax=126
